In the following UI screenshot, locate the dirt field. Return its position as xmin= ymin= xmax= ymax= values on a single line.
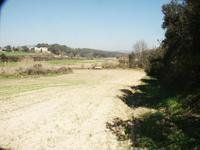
xmin=0 ymin=69 xmax=145 ymax=150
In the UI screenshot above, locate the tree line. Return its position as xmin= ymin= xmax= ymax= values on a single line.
xmin=122 ymin=1 xmax=200 ymax=148
xmin=36 ymin=43 xmax=125 ymax=58
xmin=129 ymin=0 xmax=200 ymax=115
xmin=148 ymin=0 xmax=200 ymax=93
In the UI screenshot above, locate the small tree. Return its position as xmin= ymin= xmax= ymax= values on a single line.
xmin=71 ymin=48 xmax=80 ymax=58
xmin=21 ymin=46 xmax=29 ymax=52
xmin=4 ymin=45 xmax=12 ymax=52
xmin=133 ymin=40 xmax=147 ymax=54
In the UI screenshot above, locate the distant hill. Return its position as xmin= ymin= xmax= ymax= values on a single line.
xmin=36 ymin=43 xmax=127 ymax=58
xmin=1 ymin=43 xmax=127 ymax=59
xmin=76 ymin=48 xmax=127 ymax=58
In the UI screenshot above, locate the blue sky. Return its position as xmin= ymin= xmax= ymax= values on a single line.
xmin=0 ymin=0 xmax=169 ymax=51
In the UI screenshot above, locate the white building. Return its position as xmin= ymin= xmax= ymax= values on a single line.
xmin=34 ymin=47 xmax=50 ymax=53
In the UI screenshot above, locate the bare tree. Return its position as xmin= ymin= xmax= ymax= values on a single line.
xmin=133 ymin=40 xmax=147 ymax=54
xmin=71 ymin=48 xmax=80 ymax=58
xmin=129 ymin=40 xmax=148 ymax=68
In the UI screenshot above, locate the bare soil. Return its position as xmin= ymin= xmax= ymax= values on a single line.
xmin=0 ymin=69 xmax=145 ymax=150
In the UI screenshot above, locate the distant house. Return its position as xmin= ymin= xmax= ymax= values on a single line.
xmin=34 ymin=47 xmax=50 ymax=53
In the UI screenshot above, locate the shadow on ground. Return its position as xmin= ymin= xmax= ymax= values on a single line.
xmin=106 ymin=78 xmax=200 ymax=149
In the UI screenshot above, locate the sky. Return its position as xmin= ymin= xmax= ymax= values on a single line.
xmin=0 ymin=0 xmax=169 ymax=51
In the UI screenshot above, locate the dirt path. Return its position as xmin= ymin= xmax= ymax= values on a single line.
xmin=0 ymin=69 xmax=145 ymax=150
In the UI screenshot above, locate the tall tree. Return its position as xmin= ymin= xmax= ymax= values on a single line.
xmin=148 ymin=0 xmax=200 ymax=91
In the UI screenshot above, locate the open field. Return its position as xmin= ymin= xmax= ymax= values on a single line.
xmin=0 ymin=69 xmax=145 ymax=150
xmin=43 ymin=58 xmax=116 ymax=69
xmin=0 ymin=58 xmax=120 ymax=79
xmin=46 ymin=58 xmax=106 ymax=65
xmin=0 ymin=57 xmax=118 ymax=68
xmin=0 ymin=58 xmax=102 ymax=67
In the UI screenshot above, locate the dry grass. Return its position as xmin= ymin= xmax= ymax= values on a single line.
xmin=101 ymin=61 xmax=119 ymax=69
xmin=0 ymin=57 xmax=72 ymax=77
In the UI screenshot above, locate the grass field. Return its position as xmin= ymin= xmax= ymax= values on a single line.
xmin=44 ymin=59 xmax=105 ymax=65
xmin=0 ymin=56 xmax=116 ymax=66
xmin=0 ymin=73 xmax=86 ymax=99
xmin=0 ymin=59 xmax=99 ymax=67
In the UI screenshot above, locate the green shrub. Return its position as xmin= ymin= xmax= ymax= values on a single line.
xmin=0 ymin=54 xmax=8 ymax=62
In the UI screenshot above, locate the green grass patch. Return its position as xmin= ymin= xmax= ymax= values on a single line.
xmin=0 ymin=75 xmax=85 ymax=99
xmin=0 ymin=61 xmax=18 ymax=67
xmin=0 ymin=51 xmax=34 ymax=56
xmin=165 ymin=97 xmax=183 ymax=115
xmin=45 ymin=59 xmax=103 ymax=65
xmin=46 ymin=59 xmax=85 ymax=65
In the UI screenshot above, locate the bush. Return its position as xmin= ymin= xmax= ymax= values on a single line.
xmin=0 ymin=54 xmax=8 ymax=62
xmin=17 ymin=64 xmax=73 ymax=76
xmin=118 ymin=57 xmax=129 ymax=68
xmin=144 ymin=48 xmax=164 ymax=78
xmin=17 ymin=64 xmax=47 ymax=75
xmin=129 ymin=49 xmax=155 ymax=69
xmin=55 ymin=66 xmax=73 ymax=74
